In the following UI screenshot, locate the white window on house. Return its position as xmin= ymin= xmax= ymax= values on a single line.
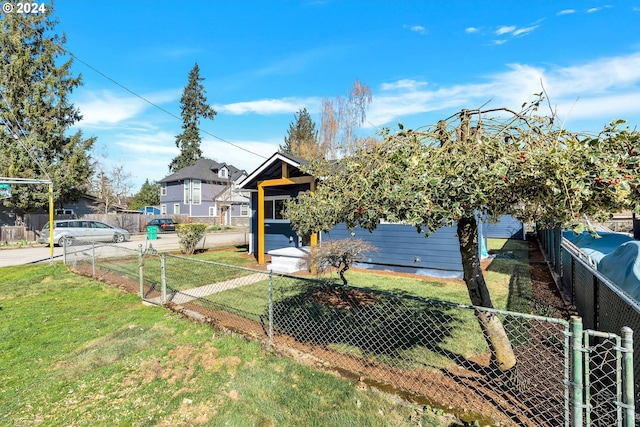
xmin=173 ymin=204 xmax=180 ymax=214
xmin=161 ymin=204 xmax=167 ymax=215
xmin=218 ymin=168 xmax=228 ymax=179
xmin=160 ymin=183 xmax=167 ymax=196
xmin=208 ymin=206 xmax=215 ymax=217
xmin=183 ymin=179 xmax=190 ymax=204
xmin=264 ymin=196 xmax=289 ymax=221
xmin=240 ymin=204 xmax=249 ymax=216
xmin=192 ymin=179 xmax=201 ymax=204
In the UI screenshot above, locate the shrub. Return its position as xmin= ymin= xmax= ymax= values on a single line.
xmin=176 ymin=223 xmax=207 ymax=254
xmin=304 ymin=238 xmax=377 ymax=285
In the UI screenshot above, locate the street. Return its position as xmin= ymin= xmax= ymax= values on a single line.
xmin=0 ymin=231 xmax=249 ymax=268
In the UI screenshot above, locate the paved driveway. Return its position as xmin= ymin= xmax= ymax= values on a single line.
xmin=0 ymin=231 xmax=249 ymax=268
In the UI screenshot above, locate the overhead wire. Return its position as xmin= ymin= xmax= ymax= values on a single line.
xmin=0 ymin=91 xmax=53 ymax=182
xmin=65 ymin=49 xmax=268 ymax=160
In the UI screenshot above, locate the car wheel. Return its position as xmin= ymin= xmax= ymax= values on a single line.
xmin=114 ymin=233 xmax=125 ymax=243
xmin=58 ymin=236 xmax=70 ymax=247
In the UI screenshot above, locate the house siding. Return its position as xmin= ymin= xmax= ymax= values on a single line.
xmin=161 ymin=180 xmax=248 ymax=219
xmin=249 ymin=193 xmax=299 ymax=253
xmin=483 ymin=215 xmax=525 ymax=239
xmin=323 ymin=223 xmax=463 ymax=272
xmin=265 ymin=222 xmax=300 ymax=251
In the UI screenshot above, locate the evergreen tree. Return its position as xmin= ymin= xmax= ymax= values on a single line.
xmin=280 ymin=107 xmax=321 ymax=160
xmin=128 ymin=179 xmax=160 ymax=210
xmin=0 ymin=6 xmax=94 ymax=213
xmin=169 ymin=63 xmax=216 ymax=172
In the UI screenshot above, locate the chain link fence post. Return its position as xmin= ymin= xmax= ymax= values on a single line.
xmin=138 ymin=244 xmax=144 ymax=299
xmin=571 ymin=316 xmax=584 ymax=426
xmin=161 ymin=252 xmax=167 ymax=304
xmin=622 ymin=326 xmax=636 ymax=427
xmin=268 ymin=271 xmax=273 ymax=345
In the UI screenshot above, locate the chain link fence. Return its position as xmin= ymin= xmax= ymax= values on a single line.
xmin=66 ymin=242 xmax=635 ymax=426
xmin=539 ymin=227 xmax=640 ymax=422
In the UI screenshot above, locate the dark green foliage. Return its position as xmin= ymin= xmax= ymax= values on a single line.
xmin=128 ymin=179 xmax=160 ymax=210
xmin=279 ymin=107 xmax=322 ymax=160
xmin=0 ymin=6 xmax=94 ymax=212
xmin=169 ymin=63 xmax=216 ymax=172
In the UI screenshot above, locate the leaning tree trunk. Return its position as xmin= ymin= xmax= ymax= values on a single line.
xmin=457 ymin=216 xmax=517 ymax=375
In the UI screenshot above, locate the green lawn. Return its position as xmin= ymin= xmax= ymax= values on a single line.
xmin=184 ymin=239 xmax=533 ymax=372
xmin=0 ymin=263 xmax=460 ymax=426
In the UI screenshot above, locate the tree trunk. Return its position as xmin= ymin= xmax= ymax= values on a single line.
xmin=457 ymin=216 xmax=517 ymax=373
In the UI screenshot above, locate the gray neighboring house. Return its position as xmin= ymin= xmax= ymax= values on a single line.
xmin=158 ymin=158 xmax=250 ymax=226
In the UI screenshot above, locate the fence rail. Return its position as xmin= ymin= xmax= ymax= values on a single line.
xmin=65 ymin=240 xmax=635 ymax=426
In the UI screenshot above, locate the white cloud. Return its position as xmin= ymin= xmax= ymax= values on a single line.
xmin=365 ymin=52 xmax=640 ymax=129
xmin=587 ymin=7 xmax=601 ymax=13
xmin=201 ymin=138 xmax=278 ymax=172
xmin=513 ymin=26 xmax=538 ymax=36
xmin=557 ymin=9 xmax=575 ymax=15
xmin=465 ymin=27 xmax=479 ymax=33
xmin=496 ymin=26 xmax=516 ymax=35
xmin=113 ymin=131 xmax=177 ymax=155
xmin=380 ymin=79 xmax=428 ymax=91
xmin=76 ymin=89 xmax=180 ymax=126
xmin=217 ymin=97 xmax=320 ymax=115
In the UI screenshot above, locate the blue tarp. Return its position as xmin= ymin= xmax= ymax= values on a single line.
xmin=562 ymin=231 xmax=634 ymax=264
xmin=599 ymin=241 xmax=640 ymax=301
xmin=564 ymin=230 xmax=640 ymax=300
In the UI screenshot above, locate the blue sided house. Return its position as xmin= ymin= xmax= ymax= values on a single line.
xmin=239 ymin=152 xmax=525 ymax=277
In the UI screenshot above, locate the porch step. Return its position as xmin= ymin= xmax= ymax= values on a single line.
xmin=267 ymin=246 xmax=310 ymax=274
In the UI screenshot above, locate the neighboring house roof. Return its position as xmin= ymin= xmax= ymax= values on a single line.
xmin=238 ymin=152 xmax=309 ymax=190
xmin=158 ymin=158 xmax=246 ymax=184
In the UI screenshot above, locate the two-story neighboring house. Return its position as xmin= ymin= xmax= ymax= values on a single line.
xmin=158 ymin=158 xmax=250 ymax=226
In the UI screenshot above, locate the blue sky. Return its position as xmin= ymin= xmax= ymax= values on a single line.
xmin=52 ymin=0 xmax=640 ymax=191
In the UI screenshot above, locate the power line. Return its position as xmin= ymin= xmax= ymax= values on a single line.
xmin=65 ymin=50 xmax=268 ymax=160
xmin=0 ymin=91 xmax=53 ymax=182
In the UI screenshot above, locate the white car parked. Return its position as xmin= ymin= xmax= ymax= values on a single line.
xmin=39 ymin=220 xmax=131 ymax=246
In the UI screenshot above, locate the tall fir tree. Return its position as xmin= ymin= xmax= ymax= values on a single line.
xmin=0 ymin=5 xmax=94 ymax=213
xmin=169 ymin=63 xmax=216 ymax=172
xmin=279 ymin=108 xmax=322 ymax=160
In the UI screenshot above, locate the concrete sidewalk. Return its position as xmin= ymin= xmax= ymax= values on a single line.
xmin=148 ymin=272 xmax=268 ymax=305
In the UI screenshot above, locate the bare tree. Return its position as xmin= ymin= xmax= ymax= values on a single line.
xmin=320 ymin=79 xmax=373 ymax=159
xmin=303 ymin=238 xmax=377 ymax=285
xmin=89 ymin=161 xmax=132 ymax=213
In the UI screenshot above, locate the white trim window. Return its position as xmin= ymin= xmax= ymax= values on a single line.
xmin=160 ymin=183 xmax=167 ymax=196
xmin=183 ymin=180 xmax=190 ymax=204
xmin=240 ymin=204 xmax=249 ymax=216
xmin=173 ymin=203 xmax=180 ymax=214
xmin=192 ymin=179 xmax=201 ymax=204
xmin=208 ymin=206 xmax=215 ymax=217
xmin=264 ymin=196 xmax=289 ymax=222
xmin=161 ymin=204 xmax=167 ymax=215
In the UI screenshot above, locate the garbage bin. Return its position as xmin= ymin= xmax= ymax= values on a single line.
xmin=147 ymin=225 xmax=158 ymax=240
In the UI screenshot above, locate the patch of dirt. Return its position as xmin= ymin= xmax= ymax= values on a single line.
xmin=311 ymin=287 xmax=377 ymax=309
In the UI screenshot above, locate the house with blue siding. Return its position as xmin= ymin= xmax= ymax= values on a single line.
xmin=158 ymin=158 xmax=250 ymax=226
xmin=239 ymin=152 xmax=524 ymax=276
